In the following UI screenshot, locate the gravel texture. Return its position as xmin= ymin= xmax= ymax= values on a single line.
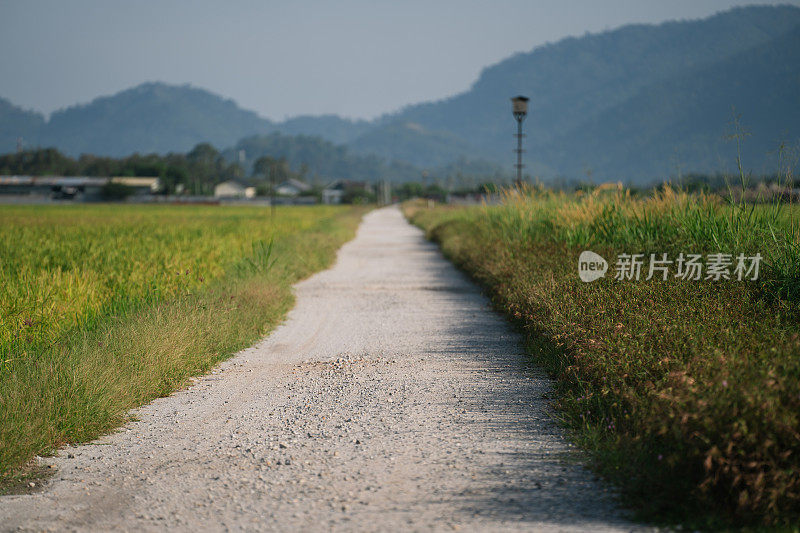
xmin=1 ymin=207 xmax=646 ymax=532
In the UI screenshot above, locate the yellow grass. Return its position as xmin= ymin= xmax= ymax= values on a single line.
xmin=0 ymin=204 xmax=366 ymax=477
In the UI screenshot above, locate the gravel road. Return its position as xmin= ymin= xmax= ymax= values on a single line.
xmin=2 ymin=207 xmax=643 ymax=532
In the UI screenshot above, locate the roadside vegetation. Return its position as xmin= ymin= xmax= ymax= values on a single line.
xmin=405 ymin=187 xmax=800 ymax=528
xmin=0 ymin=204 xmax=365 ymax=480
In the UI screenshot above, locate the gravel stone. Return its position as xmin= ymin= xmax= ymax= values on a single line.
xmin=0 ymin=207 xmax=648 ymax=532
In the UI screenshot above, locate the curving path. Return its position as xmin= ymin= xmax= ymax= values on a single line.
xmin=1 ymin=207 xmax=643 ymax=532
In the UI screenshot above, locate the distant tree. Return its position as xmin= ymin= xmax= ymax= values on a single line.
xmin=0 ymin=147 xmax=260 ymax=196
xmin=221 ymin=162 xmax=245 ymax=181
xmin=252 ymin=155 xmax=277 ymax=178
xmin=252 ymin=155 xmax=293 ymax=183
xmin=298 ymin=163 xmax=310 ymax=179
xmin=99 ymin=181 xmax=134 ymax=201
xmin=342 ymin=186 xmax=375 ymax=204
xmin=232 ymin=133 xmax=421 ymax=183
xmin=0 ymin=148 xmax=78 ymax=175
xmin=423 ymin=184 xmax=447 ymax=200
xmin=254 ymin=182 xmax=272 ymax=197
xmin=395 ymin=182 xmax=424 ymax=200
xmin=187 ymin=143 xmax=218 ymax=166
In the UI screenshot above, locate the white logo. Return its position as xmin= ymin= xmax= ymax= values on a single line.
xmin=578 ymin=251 xmax=608 ymax=282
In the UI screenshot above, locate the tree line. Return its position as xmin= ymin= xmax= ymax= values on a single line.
xmin=0 ymin=144 xmax=307 ymax=195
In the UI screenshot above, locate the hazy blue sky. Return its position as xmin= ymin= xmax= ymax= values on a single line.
xmin=1 ymin=0 xmax=797 ymax=120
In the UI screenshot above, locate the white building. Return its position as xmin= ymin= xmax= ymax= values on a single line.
xmin=214 ymin=180 xmax=255 ymax=199
xmin=322 ymin=180 xmax=346 ymax=204
xmin=275 ymin=178 xmax=311 ymax=197
xmin=322 ymin=180 xmax=373 ymax=204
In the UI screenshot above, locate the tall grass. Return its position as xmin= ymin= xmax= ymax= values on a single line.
xmin=485 ymin=185 xmax=800 ymax=302
xmin=407 ymin=189 xmax=800 ymax=527
xmin=0 ymin=204 xmax=365 ymax=478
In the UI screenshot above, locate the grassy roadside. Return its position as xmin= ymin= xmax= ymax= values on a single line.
xmin=0 ymin=204 xmax=366 ymax=480
xmin=404 ymin=190 xmax=800 ymax=528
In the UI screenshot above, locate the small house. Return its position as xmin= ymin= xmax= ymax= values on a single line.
xmin=275 ymin=178 xmax=311 ymax=197
xmin=322 ymin=180 xmax=373 ymax=204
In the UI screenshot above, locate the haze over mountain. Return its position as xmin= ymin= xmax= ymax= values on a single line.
xmin=0 ymin=98 xmax=44 ymax=153
xmin=0 ymin=83 xmax=274 ymax=157
xmin=1 ymin=5 xmax=798 ymax=183
xmin=540 ymin=24 xmax=800 ymax=180
xmin=43 ymin=83 xmax=277 ymax=157
xmin=383 ymin=4 xmax=800 ymax=179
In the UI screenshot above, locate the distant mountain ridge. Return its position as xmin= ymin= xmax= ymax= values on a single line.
xmin=1 ymin=4 xmax=799 ymax=182
xmin=0 ymin=98 xmax=44 ymax=153
xmin=0 ymin=83 xmax=277 ymax=157
xmin=41 ymin=83 xmax=276 ymax=157
xmin=383 ymin=4 xmax=800 ymax=179
xmin=539 ymin=24 xmax=800 ymax=179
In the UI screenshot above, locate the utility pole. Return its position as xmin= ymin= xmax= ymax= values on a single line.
xmin=270 ymin=167 xmax=276 ymax=220
xmin=382 ymin=179 xmax=391 ymax=205
xmin=511 ymin=96 xmax=530 ymax=188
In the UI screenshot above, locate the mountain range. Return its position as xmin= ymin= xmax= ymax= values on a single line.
xmin=2 ymin=4 xmax=799 ymax=183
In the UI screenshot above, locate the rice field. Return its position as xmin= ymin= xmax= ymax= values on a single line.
xmin=0 ymin=204 xmax=365 ymax=478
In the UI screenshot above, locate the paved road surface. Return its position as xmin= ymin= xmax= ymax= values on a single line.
xmin=1 ymin=207 xmax=641 ymax=532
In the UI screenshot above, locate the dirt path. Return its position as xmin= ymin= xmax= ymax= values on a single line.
xmin=2 ymin=207 xmax=642 ymax=532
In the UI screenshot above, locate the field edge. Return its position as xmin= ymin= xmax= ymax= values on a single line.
xmin=0 ymin=206 xmax=368 ymax=482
